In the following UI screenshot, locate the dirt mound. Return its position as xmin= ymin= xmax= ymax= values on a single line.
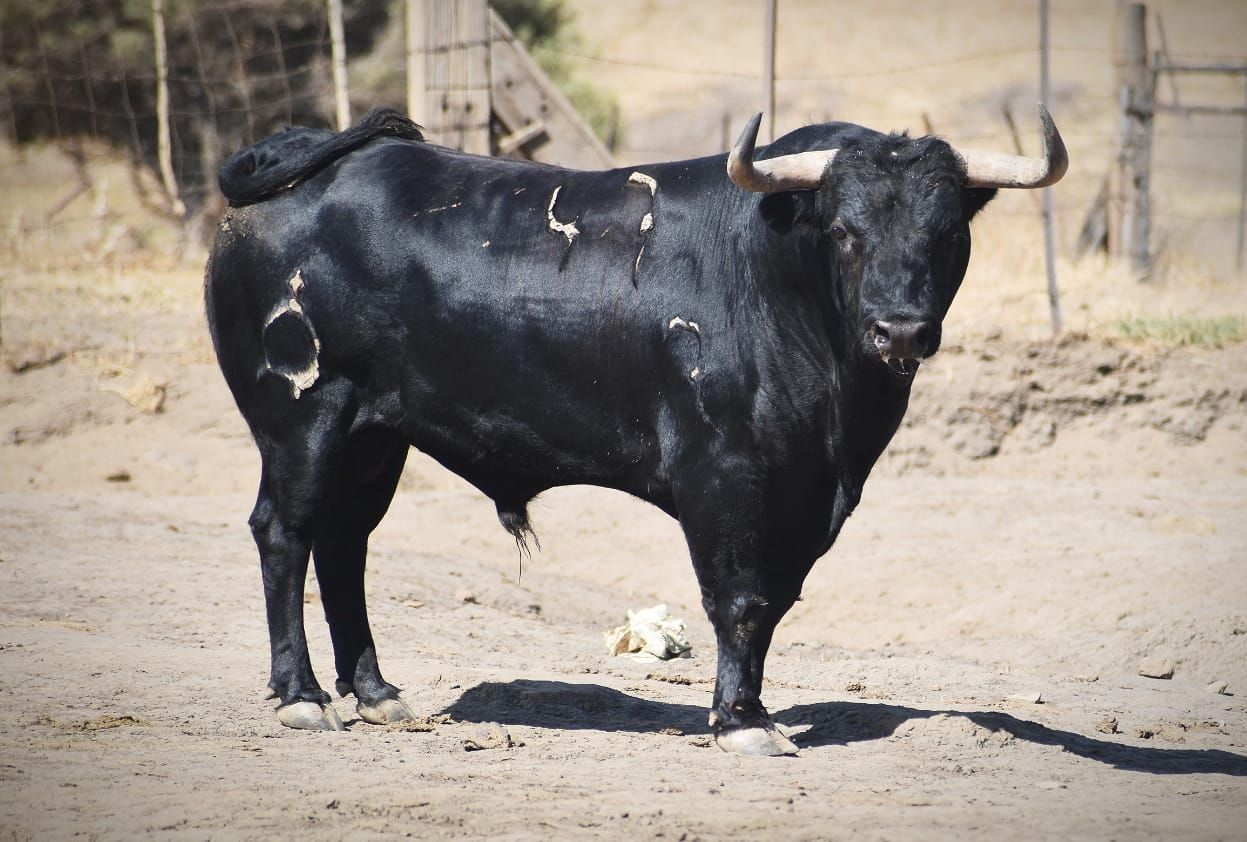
xmin=881 ymin=336 xmax=1247 ymax=479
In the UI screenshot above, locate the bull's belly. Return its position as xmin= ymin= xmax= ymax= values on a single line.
xmin=397 ymin=397 xmax=673 ymax=511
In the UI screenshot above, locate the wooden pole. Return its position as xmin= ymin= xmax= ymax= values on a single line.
xmin=151 ymin=0 xmax=184 ymax=216
xmin=762 ymin=0 xmax=777 ymax=143
xmin=406 ymin=0 xmax=426 ymax=125
xmin=1132 ymin=53 xmax=1155 ymax=278
xmin=327 ymin=0 xmax=350 ymax=130
xmin=1003 ymin=103 xmax=1042 ymax=213
xmin=1237 ymin=73 xmax=1247 ymax=271
xmin=1002 ymin=103 xmax=1023 ymax=154
xmin=1114 ymin=3 xmax=1152 ymax=279
xmin=460 ymin=0 xmax=490 ymax=155
xmin=424 ymin=1 xmax=488 ymax=153
xmin=267 ymin=20 xmax=294 ymax=126
xmin=221 ymin=11 xmax=254 ymax=143
xmin=1040 ymin=0 xmax=1061 ymax=335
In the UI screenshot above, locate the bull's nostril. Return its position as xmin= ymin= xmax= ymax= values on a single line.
xmin=871 ymin=321 xmax=892 ymax=351
xmin=914 ymin=324 xmax=930 ymax=352
xmin=871 ymin=319 xmax=937 ymax=360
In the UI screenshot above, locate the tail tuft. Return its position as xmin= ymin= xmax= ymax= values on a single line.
xmin=496 ymin=503 xmax=540 ymax=559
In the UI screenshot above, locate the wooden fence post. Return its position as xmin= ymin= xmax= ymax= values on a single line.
xmin=406 ymin=0 xmax=426 ymax=126
xmin=1238 ymin=74 xmax=1247 ymax=270
xmin=424 ymin=0 xmax=489 ymax=154
xmin=1112 ymin=2 xmax=1154 ymax=279
xmin=487 ymin=10 xmax=614 ymax=167
xmin=151 ymin=0 xmax=184 ymax=216
xmin=762 ymin=0 xmax=777 ymax=143
xmin=327 ymin=0 xmax=351 ymax=130
xmin=1040 ymin=0 xmax=1062 ymax=334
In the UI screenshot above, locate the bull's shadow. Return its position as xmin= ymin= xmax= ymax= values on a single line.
xmin=442 ymin=678 xmax=707 ymax=735
xmin=442 ymin=679 xmax=1247 ymax=776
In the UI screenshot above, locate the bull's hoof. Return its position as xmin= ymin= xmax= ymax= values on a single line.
xmin=357 ymin=696 xmax=417 ymax=726
xmin=715 ymin=723 xmax=800 ymax=756
xmin=276 ymin=700 xmax=346 ymax=731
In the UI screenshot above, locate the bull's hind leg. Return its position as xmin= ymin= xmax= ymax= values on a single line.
xmin=248 ymin=384 xmax=353 ymax=731
xmin=311 ymin=429 xmax=415 ymax=725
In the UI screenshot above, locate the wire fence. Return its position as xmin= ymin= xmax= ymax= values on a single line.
xmin=2 ymin=1 xmax=1243 ymax=278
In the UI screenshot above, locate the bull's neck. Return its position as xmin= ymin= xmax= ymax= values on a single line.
xmin=827 ymin=347 xmax=914 ymax=506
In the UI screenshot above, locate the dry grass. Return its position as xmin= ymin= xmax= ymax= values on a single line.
xmin=1113 ymin=314 xmax=1246 ymax=347
xmin=950 ymin=205 xmax=1245 ymax=341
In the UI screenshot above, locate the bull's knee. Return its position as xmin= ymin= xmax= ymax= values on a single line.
xmin=249 ymin=494 xmax=316 ymax=557
xmin=710 ymin=592 xmax=769 ymax=645
xmin=248 ymin=497 xmax=290 ymax=551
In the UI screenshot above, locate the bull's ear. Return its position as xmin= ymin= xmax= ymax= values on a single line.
xmin=759 ymin=190 xmax=819 ymax=234
xmin=962 ymin=187 xmax=997 ymax=222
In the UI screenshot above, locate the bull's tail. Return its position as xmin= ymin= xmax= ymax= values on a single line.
xmin=218 ymin=107 xmax=424 ymax=207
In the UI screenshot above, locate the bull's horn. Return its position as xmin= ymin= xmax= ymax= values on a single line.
xmin=956 ymin=103 xmax=1068 ymax=189
xmin=727 ymin=112 xmax=838 ymax=193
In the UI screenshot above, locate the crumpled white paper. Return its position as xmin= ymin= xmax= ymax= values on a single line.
xmin=603 ymin=604 xmax=692 ymax=662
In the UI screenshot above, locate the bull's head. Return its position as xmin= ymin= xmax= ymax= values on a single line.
xmin=728 ymin=106 xmax=1067 ymax=378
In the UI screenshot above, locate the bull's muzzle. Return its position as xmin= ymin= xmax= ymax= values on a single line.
xmin=868 ymin=319 xmax=938 ymax=376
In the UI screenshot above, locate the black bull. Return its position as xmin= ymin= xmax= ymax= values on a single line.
xmin=206 ymin=107 xmax=1066 ymax=755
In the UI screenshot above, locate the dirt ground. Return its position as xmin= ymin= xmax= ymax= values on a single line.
xmin=1 ymin=249 xmax=1246 ymax=840
xmin=3 ymin=1 xmax=1247 ymax=837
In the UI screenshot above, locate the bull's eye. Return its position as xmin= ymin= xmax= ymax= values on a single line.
xmin=830 ymin=224 xmax=848 ymax=240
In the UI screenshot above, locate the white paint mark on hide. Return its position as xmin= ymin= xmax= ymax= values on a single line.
xmin=263 ymin=269 xmax=320 ymax=400
xmin=667 ymin=316 xmax=704 ymax=381
xmin=417 ymin=201 xmax=463 ymax=215
xmin=546 ymin=186 xmax=579 ymax=244
xmin=667 ymin=316 xmax=701 ymax=335
xmin=629 ymin=172 xmax=658 ymax=236
xmin=627 ymin=171 xmax=658 ymax=196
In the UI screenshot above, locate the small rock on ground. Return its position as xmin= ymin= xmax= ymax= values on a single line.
xmin=463 ymin=722 xmax=515 ymax=751
xmin=1138 ymin=658 xmax=1175 ymax=679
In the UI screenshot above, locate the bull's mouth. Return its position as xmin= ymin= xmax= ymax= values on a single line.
xmin=879 ymin=353 xmax=920 ymax=377
xmin=865 ymin=332 xmax=921 ymax=379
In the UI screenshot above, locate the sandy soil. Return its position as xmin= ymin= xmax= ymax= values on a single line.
xmin=1 ymin=250 xmax=1246 ymax=840
xmin=3 ymin=1 xmax=1247 ymax=836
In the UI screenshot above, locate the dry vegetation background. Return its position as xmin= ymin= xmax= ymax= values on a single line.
xmin=1 ymin=1 xmax=1246 ymax=840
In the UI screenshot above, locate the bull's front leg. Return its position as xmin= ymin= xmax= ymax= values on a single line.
xmin=680 ymin=488 xmax=802 ymax=756
xmin=699 ymin=579 xmax=801 ymax=756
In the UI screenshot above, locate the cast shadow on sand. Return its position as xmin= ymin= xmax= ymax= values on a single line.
xmin=443 ymin=679 xmax=1247 ymax=776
